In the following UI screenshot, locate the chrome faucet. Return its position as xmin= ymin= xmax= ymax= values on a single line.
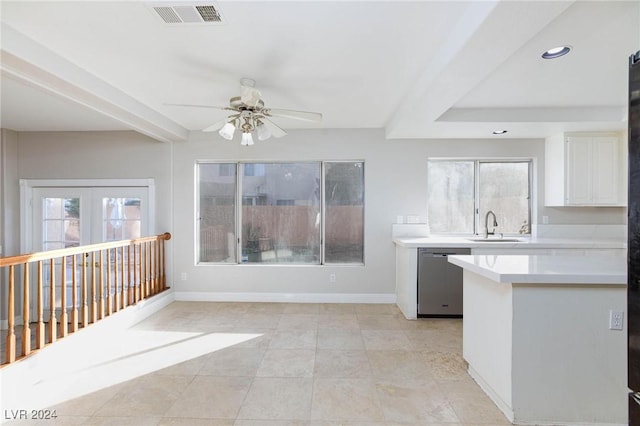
xmin=484 ymin=210 xmax=498 ymax=238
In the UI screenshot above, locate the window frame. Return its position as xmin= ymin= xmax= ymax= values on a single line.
xmin=427 ymin=158 xmax=533 ymax=236
xmin=196 ymin=160 xmax=365 ymax=266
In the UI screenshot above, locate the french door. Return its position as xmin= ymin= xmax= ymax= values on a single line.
xmin=32 ymin=187 xmax=148 ymax=249
xmin=27 ymin=185 xmax=150 ymax=320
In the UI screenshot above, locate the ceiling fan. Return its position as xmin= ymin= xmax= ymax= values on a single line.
xmin=166 ymin=78 xmax=323 ymax=145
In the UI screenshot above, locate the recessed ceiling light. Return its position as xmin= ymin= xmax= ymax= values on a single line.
xmin=542 ymin=46 xmax=571 ymax=59
xmin=493 ymin=130 xmax=508 ymax=135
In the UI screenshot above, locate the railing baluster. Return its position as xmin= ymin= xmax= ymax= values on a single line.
xmin=135 ymin=244 xmax=140 ymax=303
xmin=114 ymin=247 xmax=120 ymax=312
xmin=155 ymin=240 xmax=160 ymax=294
xmin=98 ymin=250 xmax=104 ymax=320
xmin=71 ymin=255 xmax=78 ymax=333
xmin=36 ymin=261 xmax=45 ymax=349
xmin=160 ymin=239 xmax=165 ymax=291
xmin=149 ymin=241 xmax=158 ymax=295
xmin=148 ymin=241 xmax=153 ymax=295
xmin=1 ymin=232 xmax=170 ymax=365
xmin=120 ymin=246 xmax=126 ymax=309
xmin=82 ymin=253 xmax=88 ymax=328
xmin=49 ymin=259 xmax=57 ymax=343
xmin=154 ymin=241 xmax=157 ymax=294
xmin=106 ymin=249 xmax=113 ymax=316
xmin=22 ymin=263 xmax=31 ymax=356
xmin=6 ymin=265 xmax=16 ymax=363
xmin=127 ymin=245 xmax=133 ymax=305
xmin=163 ymin=238 xmax=167 ymax=291
xmin=91 ymin=251 xmax=97 ymax=324
xmin=140 ymin=243 xmax=145 ymax=300
xmin=146 ymin=242 xmax=151 ymax=297
xmin=60 ymin=256 xmax=68 ymax=338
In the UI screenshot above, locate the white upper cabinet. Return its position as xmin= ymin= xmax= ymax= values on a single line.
xmin=545 ymin=132 xmax=626 ymax=207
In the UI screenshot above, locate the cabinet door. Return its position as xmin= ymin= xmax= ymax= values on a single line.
xmin=566 ymin=137 xmax=592 ymax=205
xmin=592 ymin=136 xmax=619 ymax=204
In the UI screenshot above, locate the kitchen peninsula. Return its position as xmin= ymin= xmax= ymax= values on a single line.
xmin=393 ymin=232 xmax=625 ymax=320
xmin=448 ymin=254 xmax=627 ymax=425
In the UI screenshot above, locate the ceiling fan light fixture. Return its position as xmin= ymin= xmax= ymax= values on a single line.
xmin=256 ymin=121 xmax=271 ymax=141
xmin=241 ymin=132 xmax=254 ymax=146
xmin=168 ymin=78 xmax=322 ymax=145
xmin=219 ymin=122 xmax=236 ymax=140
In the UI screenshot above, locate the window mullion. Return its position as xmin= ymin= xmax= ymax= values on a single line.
xmin=236 ymin=162 xmax=242 ymax=264
xmin=321 ymin=161 xmax=326 ymax=265
xmin=474 ymin=161 xmax=480 ymax=236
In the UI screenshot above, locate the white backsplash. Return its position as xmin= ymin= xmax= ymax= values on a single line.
xmin=393 ymin=223 xmax=627 ymax=241
xmin=391 ymin=223 xmax=430 ymax=238
xmin=531 ymin=224 xmax=626 ymax=240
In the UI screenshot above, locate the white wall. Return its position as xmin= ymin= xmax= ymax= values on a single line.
xmin=7 ymin=128 xmax=626 ymax=300
xmin=1 ymin=129 xmax=20 ymax=323
xmin=171 ymin=129 xmax=625 ymax=299
xmin=1 ymin=129 xmax=19 ymax=257
xmin=15 ymin=131 xmax=173 ymax=236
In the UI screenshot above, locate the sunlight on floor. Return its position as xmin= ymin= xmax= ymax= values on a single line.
xmin=3 ymin=330 xmax=263 ymax=410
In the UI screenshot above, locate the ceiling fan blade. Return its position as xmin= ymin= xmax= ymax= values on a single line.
xmin=164 ymin=102 xmax=229 ymax=110
xmin=266 ymin=108 xmax=322 ymax=122
xmin=202 ymin=118 xmax=230 ymax=132
xmin=260 ymin=117 xmax=287 ymax=138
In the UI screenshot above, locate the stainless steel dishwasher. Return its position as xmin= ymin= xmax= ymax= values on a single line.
xmin=417 ymin=248 xmax=470 ymax=317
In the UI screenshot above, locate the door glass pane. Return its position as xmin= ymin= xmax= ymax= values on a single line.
xmin=41 ymin=198 xmax=81 ymax=311
xmin=198 ymin=163 xmax=237 ymax=263
xmin=102 ymin=197 xmax=141 ymax=241
xmin=242 ymin=163 xmax=321 ymax=264
xmin=325 ymin=161 xmax=364 ymax=264
xmin=43 ymin=198 xmax=80 ymax=250
xmin=427 ymin=161 xmax=475 ymax=233
xmin=479 ymin=162 xmax=530 ymax=234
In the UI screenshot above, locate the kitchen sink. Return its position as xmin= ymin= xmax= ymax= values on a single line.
xmin=466 ymin=238 xmax=523 ymax=243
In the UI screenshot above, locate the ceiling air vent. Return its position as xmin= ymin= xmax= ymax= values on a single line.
xmin=148 ymin=2 xmax=223 ymax=25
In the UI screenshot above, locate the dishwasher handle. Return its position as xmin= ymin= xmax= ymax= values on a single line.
xmin=419 ymin=248 xmax=471 ymax=257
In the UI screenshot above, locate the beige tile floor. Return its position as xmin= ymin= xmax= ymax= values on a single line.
xmin=4 ymin=302 xmax=512 ymax=425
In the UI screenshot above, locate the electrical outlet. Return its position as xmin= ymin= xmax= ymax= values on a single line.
xmin=542 ymin=216 xmax=549 ymax=224
xmin=181 ymin=272 xmax=187 ymax=281
xmin=609 ymin=310 xmax=624 ymax=330
xmin=329 ymin=273 xmax=336 ymax=283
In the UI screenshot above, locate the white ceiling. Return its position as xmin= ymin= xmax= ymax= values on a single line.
xmin=1 ymin=0 xmax=638 ymax=142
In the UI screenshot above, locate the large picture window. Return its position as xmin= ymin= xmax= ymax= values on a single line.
xmin=197 ymin=161 xmax=364 ymax=265
xmin=427 ymin=159 xmax=531 ymax=235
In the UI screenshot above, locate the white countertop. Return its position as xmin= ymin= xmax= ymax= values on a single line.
xmin=448 ymin=254 xmax=626 ymax=285
xmin=393 ymin=235 xmax=626 ymax=249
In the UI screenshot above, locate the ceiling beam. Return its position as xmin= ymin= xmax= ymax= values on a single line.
xmin=385 ymin=0 xmax=575 ymax=139
xmin=438 ymin=106 xmax=626 ymax=123
xmin=0 ymin=24 xmax=188 ymax=143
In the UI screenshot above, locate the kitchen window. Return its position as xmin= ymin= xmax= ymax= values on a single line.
xmin=427 ymin=159 xmax=531 ymax=235
xmin=197 ymin=161 xmax=364 ymax=265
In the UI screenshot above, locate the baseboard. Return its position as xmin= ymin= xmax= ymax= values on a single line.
xmin=467 ymin=365 xmax=514 ymax=423
xmin=173 ymin=291 xmax=397 ymax=304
